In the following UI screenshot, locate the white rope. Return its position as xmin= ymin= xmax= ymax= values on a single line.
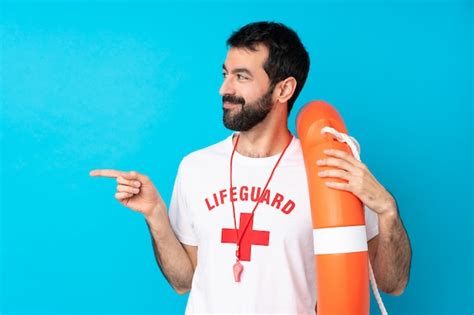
xmin=321 ymin=126 xmax=361 ymax=160
xmin=321 ymin=126 xmax=388 ymax=315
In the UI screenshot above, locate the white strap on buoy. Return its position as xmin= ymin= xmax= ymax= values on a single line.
xmin=321 ymin=126 xmax=388 ymax=315
xmin=313 ymin=225 xmax=368 ymax=255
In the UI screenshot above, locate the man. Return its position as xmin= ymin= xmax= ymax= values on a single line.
xmin=90 ymin=22 xmax=411 ymax=314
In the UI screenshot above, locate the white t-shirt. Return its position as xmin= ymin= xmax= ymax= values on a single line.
xmin=169 ymin=133 xmax=379 ymax=314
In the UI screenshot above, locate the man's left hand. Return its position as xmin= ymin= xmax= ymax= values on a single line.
xmin=317 ymin=148 xmax=397 ymax=217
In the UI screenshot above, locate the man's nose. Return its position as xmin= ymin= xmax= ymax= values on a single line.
xmin=219 ymin=77 xmax=235 ymax=96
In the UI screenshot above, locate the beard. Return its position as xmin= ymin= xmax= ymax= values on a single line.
xmin=222 ymin=86 xmax=274 ymax=132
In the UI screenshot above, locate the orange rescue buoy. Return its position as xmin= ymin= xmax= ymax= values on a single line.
xmin=296 ymin=100 xmax=369 ymax=315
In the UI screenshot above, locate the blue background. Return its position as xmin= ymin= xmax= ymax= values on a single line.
xmin=1 ymin=0 xmax=472 ymax=314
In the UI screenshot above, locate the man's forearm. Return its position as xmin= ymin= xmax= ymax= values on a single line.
xmin=372 ymin=201 xmax=412 ymax=295
xmin=145 ymin=206 xmax=194 ymax=294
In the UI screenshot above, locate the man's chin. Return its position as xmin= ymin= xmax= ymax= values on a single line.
xmin=222 ymin=106 xmax=270 ymax=132
xmin=223 ymin=118 xmax=247 ymax=132
xmin=223 ymin=117 xmax=258 ymax=132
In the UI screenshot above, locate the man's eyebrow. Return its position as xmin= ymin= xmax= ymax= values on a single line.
xmin=222 ymin=64 xmax=253 ymax=77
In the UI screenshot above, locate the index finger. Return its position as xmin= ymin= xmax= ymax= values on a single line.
xmin=89 ymin=169 xmax=128 ymax=178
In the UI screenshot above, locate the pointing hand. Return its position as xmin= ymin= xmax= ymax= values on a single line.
xmin=89 ymin=169 xmax=165 ymax=218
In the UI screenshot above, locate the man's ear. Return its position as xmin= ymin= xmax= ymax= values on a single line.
xmin=274 ymin=77 xmax=297 ymax=104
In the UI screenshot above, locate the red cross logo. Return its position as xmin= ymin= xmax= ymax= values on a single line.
xmin=221 ymin=212 xmax=270 ymax=261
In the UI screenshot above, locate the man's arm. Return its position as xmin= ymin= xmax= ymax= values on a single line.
xmin=317 ymin=149 xmax=412 ymax=295
xmin=145 ymin=205 xmax=196 ymax=295
xmin=89 ymin=169 xmax=196 ymax=294
xmin=368 ymin=198 xmax=412 ymax=295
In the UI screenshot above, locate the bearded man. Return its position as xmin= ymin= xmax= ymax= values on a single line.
xmin=90 ymin=21 xmax=411 ymax=314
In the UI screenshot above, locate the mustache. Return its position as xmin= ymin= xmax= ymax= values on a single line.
xmin=222 ymin=94 xmax=245 ymax=106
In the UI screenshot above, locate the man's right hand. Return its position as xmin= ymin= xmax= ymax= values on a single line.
xmin=89 ymin=169 xmax=165 ymax=219
xmin=90 ymin=168 xmax=196 ymax=293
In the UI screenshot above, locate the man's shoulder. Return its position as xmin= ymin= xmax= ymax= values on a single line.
xmin=178 ymin=135 xmax=231 ymax=171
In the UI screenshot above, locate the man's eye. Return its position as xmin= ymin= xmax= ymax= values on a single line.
xmin=237 ymin=74 xmax=248 ymax=80
xmin=222 ymin=72 xmax=228 ymax=78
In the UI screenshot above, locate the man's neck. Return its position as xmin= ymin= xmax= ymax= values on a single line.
xmin=232 ymin=123 xmax=293 ymax=158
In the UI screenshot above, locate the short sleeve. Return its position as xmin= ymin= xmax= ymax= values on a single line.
xmin=364 ymin=204 xmax=379 ymax=241
xmin=168 ymin=161 xmax=198 ymax=246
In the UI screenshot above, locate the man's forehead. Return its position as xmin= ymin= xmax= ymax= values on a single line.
xmin=223 ymin=45 xmax=268 ymax=70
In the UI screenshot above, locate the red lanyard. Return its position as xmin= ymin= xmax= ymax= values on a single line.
xmin=229 ymin=133 xmax=293 ymax=282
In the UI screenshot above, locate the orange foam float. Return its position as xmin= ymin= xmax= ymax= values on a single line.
xmin=296 ymin=100 xmax=369 ymax=315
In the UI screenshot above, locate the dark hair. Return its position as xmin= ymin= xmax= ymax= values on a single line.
xmin=226 ymin=21 xmax=310 ymax=114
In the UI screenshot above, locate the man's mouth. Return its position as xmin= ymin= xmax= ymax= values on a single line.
xmin=223 ymin=102 xmax=242 ymax=109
